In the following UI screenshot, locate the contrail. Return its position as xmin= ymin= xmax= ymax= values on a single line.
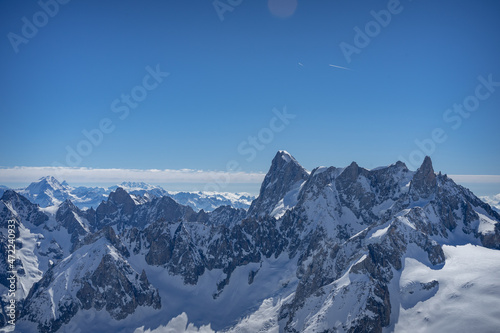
xmin=329 ymin=64 xmax=351 ymax=71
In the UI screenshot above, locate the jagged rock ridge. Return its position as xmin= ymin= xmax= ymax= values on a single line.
xmin=1 ymin=151 xmax=500 ymax=332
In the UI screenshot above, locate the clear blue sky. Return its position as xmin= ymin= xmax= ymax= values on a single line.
xmin=1 ymin=0 xmax=499 ymax=194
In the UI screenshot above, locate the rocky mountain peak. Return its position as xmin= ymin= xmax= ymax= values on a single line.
xmin=419 ymin=156 xmax=434 ymax=175
xmin=394 ymin=160 xmax=408 ymax=169
xmin=0 ymin=190 xmax=48 ymax=227
xmin=267 ymin=150 xmax=307 ymax=183
xmin=0 ymin=189 xmax=21 ymax=202
xmin=94 ymin=187 xmax=137 ymax=229
xmin=2 ymin=190 xmax=37 ymax=212
xmin=26 ymin=175 xmax=65 ymax=192
xmin=42 ymin=175 xmax=60 ymax=184
xmin=248 ymin=151 xmax=309 ymax=217
xmin=19 ymin=176 xmax=72 ymax=208
xmin=108 ymin=187 xmax=135 ymax=207
xmin=410 ymin=156 xmax=437 ymax=200
xmin=340 ymin=161 xmax=361 ymax=182
xmin=273 ymin=150 xmax=303 ymax=169
xmin=58 ymin=198 xmax=78 ymax=212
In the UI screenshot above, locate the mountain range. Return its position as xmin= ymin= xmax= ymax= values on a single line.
xmin=0 ymin=178 xmax=254 ymax=213
xmin=1 ymin=151 xmax=500 ymax=332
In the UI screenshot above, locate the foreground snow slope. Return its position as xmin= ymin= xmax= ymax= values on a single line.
xmin=132 ymin=244 xmax=500 ymax=333
xmin=394 ymin=244 xmax=500 ymax=333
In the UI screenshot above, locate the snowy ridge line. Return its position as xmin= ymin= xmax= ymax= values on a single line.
xmin=1 ymin=151 xmax=500 ymax=332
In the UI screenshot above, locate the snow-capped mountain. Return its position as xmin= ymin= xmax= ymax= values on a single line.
xmin=10 ymin=178 xmax=255 ymax=212
xmin=168 ymin=191 xmax=254 ymax=212
xmin=1 ymin=151 xmax=500 ymax=332
xmin=480 ymin=193 xmax=500 ymax=212
xmin=112 ymin=181 xmax=254 ymax=212
xmin=247 ymin=150 xmax=309 ymax=218
xmin=16 ymin=176 xmax=107 ymax=210
xmin=109 ymin=181 xmax=169 ymax=199
xmin=17 ymin=176 xmax=74 ymax=208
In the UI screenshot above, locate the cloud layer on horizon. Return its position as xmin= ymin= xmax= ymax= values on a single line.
xmin=0 ymin=167 xmax=499 ymax=187
xmin=0 ymin=166 xmax=265 ymax=185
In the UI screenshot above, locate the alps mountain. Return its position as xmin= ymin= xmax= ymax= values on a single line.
xmin=11 ymin=178 xmax=254 ymax=212
xmin=16 ymin=176 xmax=108 ymax=210
xmin=1 ymin=151 xmax=500 ymax=332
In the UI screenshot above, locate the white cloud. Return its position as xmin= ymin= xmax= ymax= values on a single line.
xmin=1 ymin=167 xmax=497 ymax=188
xmin=0 ymin=166 xmax=265 ymax=184
xmin=480 ymin=194 xmax=500 ymax=211
xmin=448 ymin=175 xmax=500 ymax=184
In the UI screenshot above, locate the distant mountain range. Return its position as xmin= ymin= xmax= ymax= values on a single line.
xmin=480 ymin=193 xmax=500 ymax=212
xmin=0 ymin=177 xmax=254 ymax=212
xmin=1 ymin=151 xmax=500 ymax=332
xmin=2 ymin=177 xmax=497 ymax=215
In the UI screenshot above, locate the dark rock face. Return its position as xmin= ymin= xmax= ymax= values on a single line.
xmin=132 ymin=196 xmax=198 ymax=227
xmin=75 ymin=225 xmax=130 ymax=257
xmin=56 ymin=200 xmax=91 ymax=248
xmin=0 ymin=190 xmax=48 ymax=227
xmin=95 ymin=187 xmax=136 ymax=228
xmin=143 ymin=221 xmax=205 ymax=285
xmin=207 ymin=205 xmax=246 ymax=226
xmin=410 ymin=156 xmax=437 ymax=201
xmin=248 ymin=151 xmax=309 ymax=217
xmin=481 ymin=223 xmax=500 ymax=249
xmin=21 ymin=234 xmax=160 ymax=333
xmin=77 ymin=254 xmax=161 ymax=319
xmin=94 ymin=189 xmax=200 ymax=230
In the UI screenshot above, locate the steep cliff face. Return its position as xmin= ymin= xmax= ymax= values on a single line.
xmin=248 ymin=150 xmax=309 ymax=218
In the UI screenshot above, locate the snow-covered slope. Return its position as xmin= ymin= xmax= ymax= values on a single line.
xmin=1 ymin=151 xmax=500 ymax=333
xmin=394 ymin=244 xmax=500 ymax=332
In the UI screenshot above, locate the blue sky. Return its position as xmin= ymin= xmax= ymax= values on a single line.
xmin=1 ymin=0 xmax=499 ymax=195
